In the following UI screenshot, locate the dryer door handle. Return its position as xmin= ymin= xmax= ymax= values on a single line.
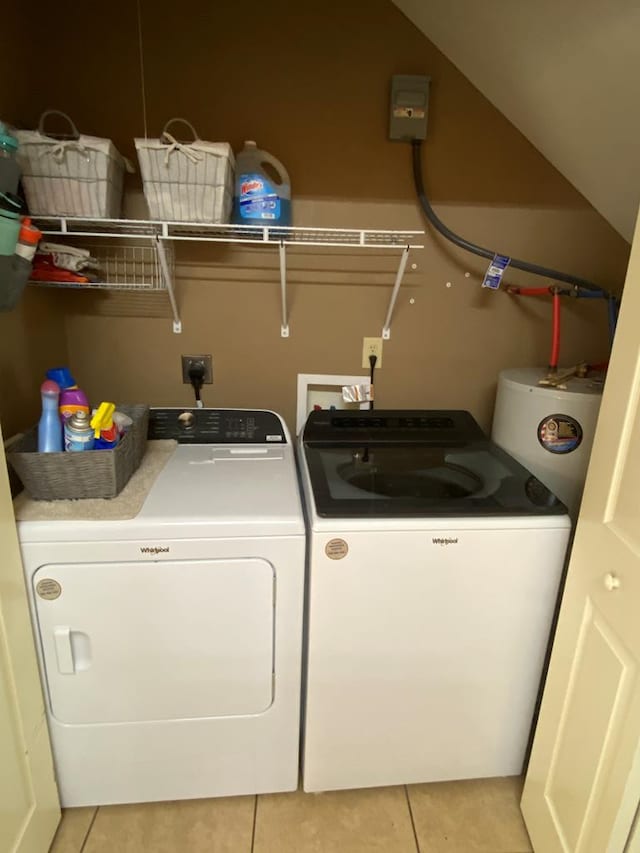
xmin=53 ymin=626 xmax=75 ymax=674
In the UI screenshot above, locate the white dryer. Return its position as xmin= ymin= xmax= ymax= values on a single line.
xmin=16 ymin=408 xmax=305 ymax=807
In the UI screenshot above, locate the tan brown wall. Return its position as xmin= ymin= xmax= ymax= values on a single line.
xmin=19 ymin=0 xmax=631 ymax=433
xmin=0 ymin=289 xmax=71 ymax=437
xmin=0 ymin=7 xmax=68 ymax=437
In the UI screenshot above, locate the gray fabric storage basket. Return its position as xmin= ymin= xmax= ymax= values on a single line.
xmin=8 ymin=404 xmax=149 ymax=500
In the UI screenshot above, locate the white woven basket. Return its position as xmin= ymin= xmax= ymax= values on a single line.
xmin=135 ymin=118 xmax=234 ymax=223
xmin=15 ymin=111 xmax=133 ymax=219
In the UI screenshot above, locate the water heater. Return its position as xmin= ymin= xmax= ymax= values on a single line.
xmin=492 ymin=368 xmax=604 ymax=518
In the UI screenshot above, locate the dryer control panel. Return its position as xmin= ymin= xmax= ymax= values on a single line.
xmin=148 ymin=408 xmax=287 ymax=444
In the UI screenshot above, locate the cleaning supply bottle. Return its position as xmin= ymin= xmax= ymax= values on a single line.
xmin=38 ymin=380 xmax=63 ymax=452
xmin=46 ymin=367 xmax=90 ymax=420
xmin=112 ymin=410 xmax=133 ymax=436
xmin=232 ymin=141 xmax=291 ymax=227
xmin=91 ymin=402 xmax=119 ymax=450
xmin=64 ymin=411 xmax=95 ymax=451
xmin=15 ymin=218 xmax=42 ymax=262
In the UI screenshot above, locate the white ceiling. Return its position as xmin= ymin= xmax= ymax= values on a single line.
xmin=392 ymin=0 xmax=640 ymax=242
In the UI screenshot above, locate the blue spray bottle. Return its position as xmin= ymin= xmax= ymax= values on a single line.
xmin=38 ymin=380 xmax=63 ymax=452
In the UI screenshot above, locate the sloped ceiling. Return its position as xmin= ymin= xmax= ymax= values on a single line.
xmin=392 ymin=0 xmax=640 ymax=242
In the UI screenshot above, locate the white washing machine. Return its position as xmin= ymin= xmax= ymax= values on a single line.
xmin=16 ymin=408 xmax=305 ymax=807
xmin=299 ymin=409 xmax=571 ymax=793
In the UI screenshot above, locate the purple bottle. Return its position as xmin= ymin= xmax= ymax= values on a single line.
xmin=46 ymin=367 xmax=89 ymax=421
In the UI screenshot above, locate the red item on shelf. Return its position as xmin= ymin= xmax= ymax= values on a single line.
xmin=31 ymin=255 xmax=90 ymax=283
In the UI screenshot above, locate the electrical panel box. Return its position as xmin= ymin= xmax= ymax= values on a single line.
xmin=389 ymin=75 xmax=430 ymax=141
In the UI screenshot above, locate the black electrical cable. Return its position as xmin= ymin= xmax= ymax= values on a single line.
xmin=411 ymin=140 xmax=610 ymax=296
xmin=369 ymin=354 xmax=377 ymax=411
xmin=188 ymin=363 xmax=205 ymax=409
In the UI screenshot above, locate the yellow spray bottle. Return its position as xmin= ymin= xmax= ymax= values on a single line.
xmin=90 ymin=402 xmax=118 ymax=450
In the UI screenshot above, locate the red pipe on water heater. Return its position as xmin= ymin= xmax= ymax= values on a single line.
xmin=550 ymin=289 xmax=561 ymax=372
xmin=506 ymin=285 xmax=562 ymax=372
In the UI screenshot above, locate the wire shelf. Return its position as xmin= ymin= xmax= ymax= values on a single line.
xmin=30 ymin=242 xmax=173 ymax=291
xmin=30 ymin=216 xmax=424 ymax=249
xmin=28 ymin=216 xmax=423 ymax=338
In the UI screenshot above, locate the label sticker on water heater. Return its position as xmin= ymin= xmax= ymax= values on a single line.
xmin=538 ymin=414 xmax=583 ymax=454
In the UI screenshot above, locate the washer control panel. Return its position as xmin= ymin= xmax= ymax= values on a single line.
xmin=148 ymin=408 xmax=287 ymax=444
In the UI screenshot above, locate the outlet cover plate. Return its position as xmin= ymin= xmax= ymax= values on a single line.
xmin=362 ymin=337 xmax=383 ymax=369
xmin=181 ymin=355 xmax=213 ymax=384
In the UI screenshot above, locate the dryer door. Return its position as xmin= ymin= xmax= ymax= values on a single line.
xmin=32 ymin=559 xmax=274 ymax=724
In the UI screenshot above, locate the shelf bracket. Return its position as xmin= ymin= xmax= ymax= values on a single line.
xmin=279 ymin=241 xmax=290 ymax=337
xmin=382 ymin=246 xmax=410 ymax=340
xmin=155 ymin=237 xmax=182 ymax=333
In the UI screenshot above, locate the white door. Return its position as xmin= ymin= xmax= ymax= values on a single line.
xmin=33 ymin=559 xmax=275 ymax=724
xmin=522 ymin=211 xmax=640 ymax=851
xmin=0 ymin=434 xmax=60 ymax=853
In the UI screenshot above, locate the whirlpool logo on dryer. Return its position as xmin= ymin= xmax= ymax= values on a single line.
xmin=432 ymin=537 xmax=459 ymax=546
xmin=139 ymin=546 xmax=170 ymax=555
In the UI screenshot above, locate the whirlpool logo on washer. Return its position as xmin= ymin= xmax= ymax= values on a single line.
xmin=432 ymin=537 xmax=459 ymax=546
xmin=139 ymin=546 xmax=170 ymax=555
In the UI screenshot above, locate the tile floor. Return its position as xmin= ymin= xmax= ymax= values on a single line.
xmin=50 ymin=777 xmax=532 ymax=853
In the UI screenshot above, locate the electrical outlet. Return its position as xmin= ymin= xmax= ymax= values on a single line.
xmin=362 ymin=337 xmax=383 ymax=369
xmin=181 ymin=355 xmax=213 ymax=384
